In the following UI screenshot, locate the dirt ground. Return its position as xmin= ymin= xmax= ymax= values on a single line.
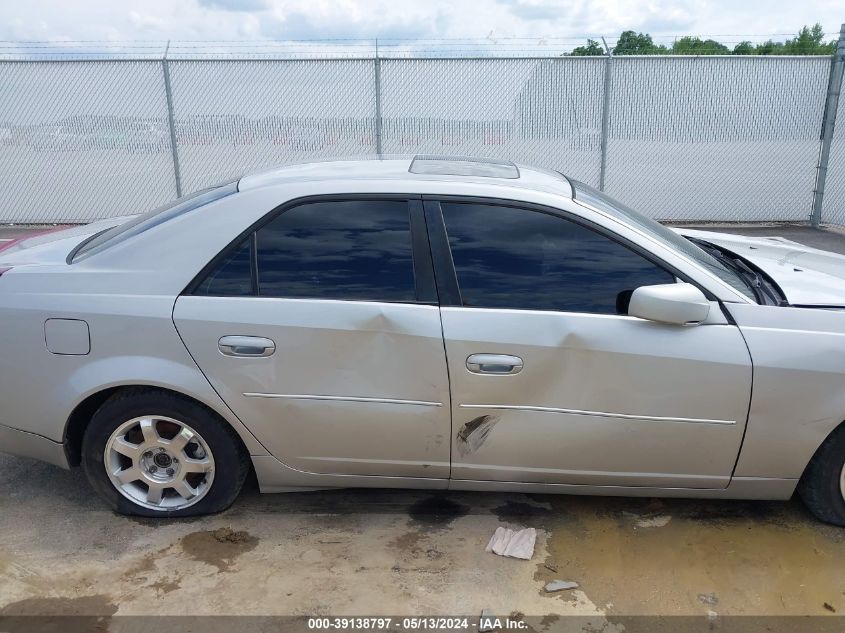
xmin=3 ymin=223 xmax=845 ymax=626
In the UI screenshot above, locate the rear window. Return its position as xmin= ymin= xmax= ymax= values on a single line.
xmin=71 ymin=181 xmax=238 ymax=262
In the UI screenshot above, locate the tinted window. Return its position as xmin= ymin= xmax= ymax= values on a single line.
xmin=442 ymin=203 xmax=675 ymax=313
xmin=572 ymin=180 xmax=755 ymax=301
xmin=195 ymin=236 xmax=253 ymax=296
xmin=256 ymin=200 xmax=416 ymax=302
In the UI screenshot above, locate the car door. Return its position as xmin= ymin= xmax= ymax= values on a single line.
xmin=426 ymin=199 xmax=752 ymax=489
xmin=174 ymin=197 xmax=452 ymax=479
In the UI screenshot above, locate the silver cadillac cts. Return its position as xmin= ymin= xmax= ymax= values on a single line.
xmin=2 ymin=156 xmax=845 ymax=523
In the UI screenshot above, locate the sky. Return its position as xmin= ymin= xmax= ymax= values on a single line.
xmin=0 ymin=0 xmax=842 ymax=54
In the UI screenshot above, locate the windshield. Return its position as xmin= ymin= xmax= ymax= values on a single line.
xmin=71 ymin=181 xmax=238 ymax=262
xmin=571 ymin=181 xmax=756 ymax=301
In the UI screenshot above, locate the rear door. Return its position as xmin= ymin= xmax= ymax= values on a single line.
xmin=174 ymin=197 xmax=452 ymax=479
xmin=427 ymin=199 xmax=752 ymax=489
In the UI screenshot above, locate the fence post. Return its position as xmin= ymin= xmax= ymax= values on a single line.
xmin=598 ymin=37 xmax=613 ymax=191
xmin=811 ymin=23 xmax=845 ymax=228
xmin=374 ymin=39 xmax=384 ymax=157
xmin=162 ymin=41 xmax=183 ymax=198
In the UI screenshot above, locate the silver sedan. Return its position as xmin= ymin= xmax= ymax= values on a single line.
xmin=2 ymin=156 xmax=845 ymax=523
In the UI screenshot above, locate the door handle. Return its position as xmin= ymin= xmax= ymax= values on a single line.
xmin=218 ymin=336 xmax=276 ymax=357
xmin=466 ymin=353 xmax=523 ymax=375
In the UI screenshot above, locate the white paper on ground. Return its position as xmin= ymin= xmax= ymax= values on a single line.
xmin=544 ymin=579 xmax=579 ymax=592
xmin=485 ymin=526 xmax=537 ymax=560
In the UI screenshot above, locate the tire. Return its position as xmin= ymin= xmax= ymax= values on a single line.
xmin=81 ymin=387 xmax=250 ymax=518
xmin=798 ymin=424 xmax=845 ymax=526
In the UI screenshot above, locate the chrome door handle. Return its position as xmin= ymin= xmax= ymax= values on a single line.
xmin=466 ymin=353 xmax=523 ymax=375
xmin=218 ymin=336 xmax=276 ymax=357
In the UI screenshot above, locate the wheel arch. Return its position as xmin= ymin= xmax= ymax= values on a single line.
xmin=63 ymin=382 xmax=268 ymax=467
xmin=799 ymin=418 xmax=845 ymax=482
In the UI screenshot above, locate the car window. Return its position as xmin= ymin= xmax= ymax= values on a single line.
xmin=255 ymin=200 xmax=417 ymax=302
xmin=442 ymin=202 xmax=675 ymax=314
xmin=72 ymin=181 xmax=238 ymax=262
xmin=194 ymin=236 xmax=254 ymax=297
xmin=571 ymin=180 xmax=756 ymax=301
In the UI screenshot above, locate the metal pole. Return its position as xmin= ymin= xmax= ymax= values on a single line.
xmin=374 ymin=39 xmax=384 ymax=158
xmin=598 ymin=36 xmax=613 ymax=191
xmin=811 ymin=23 xmax=845 ymax=228
xmin=162 ymin=41 xmax=183 ymax=198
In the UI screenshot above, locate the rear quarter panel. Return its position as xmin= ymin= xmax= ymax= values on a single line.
xmin=0 ymin=281 xmax=268 ymax=456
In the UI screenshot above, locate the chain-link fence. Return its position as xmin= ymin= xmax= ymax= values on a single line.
xmin=823 ymin=72 xmax=845 ymax=226
xmin=0 ymin=54 xmax=842 ymax=224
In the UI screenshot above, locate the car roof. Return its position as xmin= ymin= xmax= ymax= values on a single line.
xmin=237 ymin=155 xmax=575 ymax=199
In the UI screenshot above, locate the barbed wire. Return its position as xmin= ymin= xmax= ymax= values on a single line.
xmin=0 ymin=32 xmax=838 ymax=44
xmin=0 ymin=32 xmax=839 ymax=61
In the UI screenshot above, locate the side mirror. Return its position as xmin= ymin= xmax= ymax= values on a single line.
xmin=628 ymin=283 xmax=710 ymax=326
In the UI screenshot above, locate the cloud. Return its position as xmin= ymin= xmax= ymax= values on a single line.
xmin=128 ymin=11 xmax=168 ymax=32
xmin=0 ymin=0 xmax=842 ymax=55
xmin=197 ymin=0 xmax=268 ymax=11
xmin=638 ymin=14 xmax=696 ymax=34
xmin=495 ymin=0 xmax=564 ymax=22
xmin=632 ymin=1 xmax=698 ymax=34
xmin=262 ymin=8 xmax=439 ymax=41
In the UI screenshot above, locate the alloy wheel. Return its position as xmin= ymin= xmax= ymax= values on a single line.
xmin=104 ymin=415 xmax=215 ymax=511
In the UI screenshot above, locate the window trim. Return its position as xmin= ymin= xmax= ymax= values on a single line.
xmin=183 ymin=194 xmax=437 ymax=305
xmin=70 ymin=181 xmax=238 ymax=264
xmin=423 ymin=200 xmax=462 ymax=306
xmin=423 ymin=195 xmax=717 ymax=314
xmin=409 ymin=200 xmax=439 ymax=304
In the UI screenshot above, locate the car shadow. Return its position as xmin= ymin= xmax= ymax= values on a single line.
xmin=0 ymin=453 xmax=823 ymax=534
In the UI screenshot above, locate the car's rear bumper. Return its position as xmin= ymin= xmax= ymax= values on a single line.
xmin=0 ymin=422 xmax=69 ymax=469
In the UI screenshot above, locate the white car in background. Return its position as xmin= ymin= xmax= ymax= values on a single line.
xmin=2 ymin=156 xmax=845 ymax=524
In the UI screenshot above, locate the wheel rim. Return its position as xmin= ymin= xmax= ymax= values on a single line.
xmin=104 ymin=415 xmax=215 ymax=511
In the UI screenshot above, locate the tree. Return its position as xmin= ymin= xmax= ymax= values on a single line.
xmin=613 ymin=30 xmax=667 ymax=55
xmin=571 ymin=39 xmax=605 ymax=56
xmin=671 ymin=36 xmax=729 ymax=55
xmin=732 ymin=41 xmax=755 ymax=55
xmin=753 ymin=39 xmax=784 ymax=55
xmin=566 ymin=23 xmax=836 ymax=57
xmin=781 ymin=23 xmax=836 ymax=55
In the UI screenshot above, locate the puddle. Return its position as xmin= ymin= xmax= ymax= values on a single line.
xmin=180 ymin=527 xmax=259 ymax=572
xmin=536 ymin=497 xmax=845 ymax=615
xmin=390 ymin=530 xmax=424 ymax=554
xmin=407 ymin=496 xmax=469 ymax=528
xmin=0 ymin=594 xmax=117 ymax=633
xmin=149 ymin=578 xmax=181 ymax=595
xmin=493 ymin=500 xmax=555 ymax=523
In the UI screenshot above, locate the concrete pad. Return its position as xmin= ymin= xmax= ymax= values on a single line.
xmin=1 ymin=454 xmax=844 ymax=617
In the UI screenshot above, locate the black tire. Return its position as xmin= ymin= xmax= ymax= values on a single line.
xmin=81 ymin=387 xmax=250 ymax=518
xmin=798 ymin=424 xmax=845 ymax=526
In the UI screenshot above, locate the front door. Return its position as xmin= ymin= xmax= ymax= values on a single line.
xmin=428 ymin=199 xmax=752 ymax=489
xmin=174 ymin=198 xmax=451 ymax=478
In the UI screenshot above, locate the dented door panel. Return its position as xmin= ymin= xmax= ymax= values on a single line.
xmin=174 ymin=297 xmax=452 ymax=478
xmin=443 ymin=307 xmax=752 ymax=488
